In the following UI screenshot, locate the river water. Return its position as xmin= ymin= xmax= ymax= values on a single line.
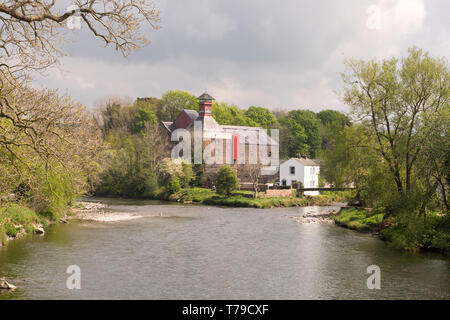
xmin=0 ymin=198 xmax=449 ymax=299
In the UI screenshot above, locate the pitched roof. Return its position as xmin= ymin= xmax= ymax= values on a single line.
xmin=281 ymin=158 xmax=319 ymax=166
xmin=184 ymin=109 xmax=199 ymax=120
xmin=198 ymin=92 xmax=215 ymax=101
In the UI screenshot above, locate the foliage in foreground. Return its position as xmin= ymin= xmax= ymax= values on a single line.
xmin=334 ymin=207 xmax=450 ymax=254
xmin=0 ymin=203 xmax=51 ymax=246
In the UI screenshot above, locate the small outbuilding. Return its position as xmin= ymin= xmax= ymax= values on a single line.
xmin=279 ymin=158 xmax=320 ymax=196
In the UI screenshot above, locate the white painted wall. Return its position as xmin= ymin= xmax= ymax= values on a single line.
xmin=302 ymin=165 xmax=320 ymax=196
xmin=279 ymin=159 xmax=320 ymax=196
xmin=279 ymin=159 xmax=303 ymax=186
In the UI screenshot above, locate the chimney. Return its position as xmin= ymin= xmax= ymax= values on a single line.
xmin=198 ymin=92 xmax=214 ymax=117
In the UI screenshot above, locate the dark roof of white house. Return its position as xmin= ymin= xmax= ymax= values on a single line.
xmin=281 ymin=158 xmax=319 ymax=166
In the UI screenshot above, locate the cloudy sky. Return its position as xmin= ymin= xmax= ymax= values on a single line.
xmin=34 ymin=0 xmax=449 ymax=112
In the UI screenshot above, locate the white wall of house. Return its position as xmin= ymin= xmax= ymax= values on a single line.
xmin=279 ymin=159 xmax=320 ymax=196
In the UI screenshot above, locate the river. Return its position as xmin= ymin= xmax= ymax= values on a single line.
xmin=0 ymin=198 xmax=449 ymax=299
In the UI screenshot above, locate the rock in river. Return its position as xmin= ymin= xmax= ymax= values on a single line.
xmin=0 ymin=277 xmax=16 ymax=290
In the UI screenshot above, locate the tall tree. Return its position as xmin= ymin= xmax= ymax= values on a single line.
xmin=317 ymin=110 xmax=351 ymax=127
xmin=244 ymin=106 xmax=278 ymax=129
xmin=317 ymin=110 xmax=351 ymax=151
xmin=342 ymin=47 xmax=449 ymax=196
xmin=280 ymin=110 xmax=321 ymax=158
xmin=212 ymin=102 xmax=257 ymax=126
xmin=156 ymin=90 xmax=198 ymax=122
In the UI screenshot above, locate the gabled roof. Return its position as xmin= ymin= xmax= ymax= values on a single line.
xmin=281 ymin=158 xmax=319 ymax=166
xmin=184 ymin=109 xmax=199 ymax=120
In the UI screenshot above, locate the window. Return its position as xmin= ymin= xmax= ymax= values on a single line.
xmin=268 ymin=151 xmax=272 ymax=157
xmin=290 ymin=166 xmax=295 ymax=175
xmin=282 ymin=179 xmax=287 ymax=186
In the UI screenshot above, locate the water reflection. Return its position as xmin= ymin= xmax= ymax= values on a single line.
xmin=0 ymin=199 xmax=449 ymax=299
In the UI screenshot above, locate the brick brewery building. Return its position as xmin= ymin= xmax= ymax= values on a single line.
xmin=160 ymin=92 xmax=279 ymax=183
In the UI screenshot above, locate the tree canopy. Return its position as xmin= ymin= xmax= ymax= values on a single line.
xmin=212 ymin=102 xmax=258 ymax=127
xmin=244 ymin=106 xmax=279 ymax=128
xmin=280 ymin=110 xmax=321 ymax=158
xmin=156 ymin=90 xmax=198 ymax=122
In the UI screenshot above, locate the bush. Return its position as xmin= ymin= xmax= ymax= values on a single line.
xmin=180 ymin=162 xmax=193 ymax=188
xmin=381 ymin=212 xmax=450 ymax=253
xmin=166 ymin=179 xmax=181 ymax=195
xmin=216 ymin=165 xmax=239 ymax=196
xmin=4 ymin=222 xmax=17 ymax=238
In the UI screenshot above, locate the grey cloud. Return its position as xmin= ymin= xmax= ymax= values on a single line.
xmin=35 ymin=0 xmax=449 ymax=112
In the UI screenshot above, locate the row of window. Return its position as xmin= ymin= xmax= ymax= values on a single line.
xmin=288 ymin=166 xmax=317 ymax=175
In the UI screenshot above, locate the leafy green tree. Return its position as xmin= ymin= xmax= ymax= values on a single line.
xmin=342 ymin=46 xmax=449 ymax=198
xmin=166 ymin=179 xmax=181 ymax=195
xmin=134 ymin=107 xmax=157 ymax=133
xmin=244 ymin=106 xmax=278 ymax=128
xmin=135 ymin=97 xmax=160 ymax=114
xmin=317 ymin=110 xmax=351 ymax=151
xmin=180 ymin=162 xmax=194 ymax=188
xmin=156 ymin=158 xmax=184 ymax=187
xmin=216 ymin=165 xmax=239 ymax=196
xmin=156 ymin=90 xmax=198 ymax=121
xmin=280 ymin=110 xmax=321 ymax=158
xmin=212 ymin=102 xmax=258 ymax=126
xmin=96 ymin=135 xmax=159 ymax=198
xmin=321 ymin=124 xmax=394 ymax=207
xmin=317 ymin=110 xmax=351 ymax=127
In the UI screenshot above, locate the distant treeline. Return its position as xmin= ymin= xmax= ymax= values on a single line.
xmin=92 ymin=91 xmax=351 ymax=199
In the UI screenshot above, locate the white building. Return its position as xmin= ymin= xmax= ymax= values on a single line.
xmin=279 ymin=158 xmax=320 ymax=196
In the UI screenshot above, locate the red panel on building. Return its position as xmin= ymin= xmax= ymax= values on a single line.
xmin=233 ymin=134 xmax=239 ymax=161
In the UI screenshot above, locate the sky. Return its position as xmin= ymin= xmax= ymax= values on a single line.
xmin=34 ymin=0 xmax=450 ymax=112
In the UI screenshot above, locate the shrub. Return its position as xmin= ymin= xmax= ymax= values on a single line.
xmin=166 ymin=179 xmax=181 ymax=195
xmin=216 ymin=165 xmax=239 ymax=196
xmin=4 ymin=222 xmax=17 ymax=238
xmin=180 ymin=162 xmax=194 ymax=188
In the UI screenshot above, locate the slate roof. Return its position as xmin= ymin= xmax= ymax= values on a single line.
xmin=162 ymin=109 xmax=278 ymax=146
xmin=281 ymin=158 xmax=319 ymax=166
xmin=198 ymin=92 xmax=215 ymax=101
xmin=221 ymin=125 xmax=279 ymax=146
xmin=183 ymin=109 xmax=199 ymax=120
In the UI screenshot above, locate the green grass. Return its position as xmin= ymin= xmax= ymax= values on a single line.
xmin=173 ymin=187 xmax=217 ymax=202
xmin=332 ymin=207 xmax=384 ymax=232
xmin=333 ymin=207 xmax=450 ymax=254
xmin=170 ymin=188 xmax=348 ymax=208
xmin=0 ymin=202 xmax=49 ymax=245
xmin=318 ymin=190 xmax=356 ymax=202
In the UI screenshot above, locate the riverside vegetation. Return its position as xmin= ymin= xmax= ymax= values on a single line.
xmin=324 ymin=48 xmax=449 ymax=254
xmin=0 ymin=2 xmax=447 ymax=254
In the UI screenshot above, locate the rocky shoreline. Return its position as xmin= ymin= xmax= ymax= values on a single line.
xmin=288 ymin=207 xmax=338 ymax=224
xmin=71 ymin=201 xmax=143 ymax=222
